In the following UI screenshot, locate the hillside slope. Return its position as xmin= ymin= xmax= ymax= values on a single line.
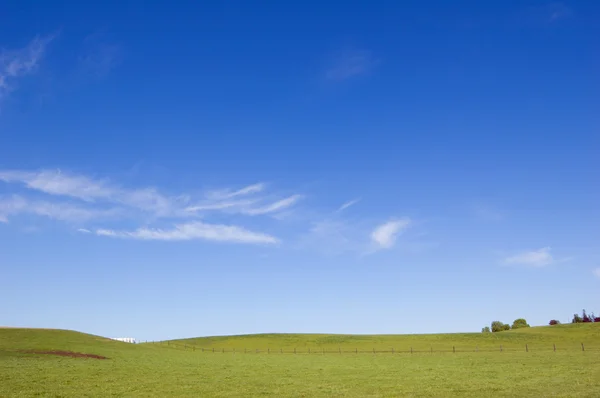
xmin=2 ymin=325 xmax=599 ymax=397
xmin=165 ymin=323 xmax=600 ymax=352
xmin=0 ymin=328 xmax=161 ymax=360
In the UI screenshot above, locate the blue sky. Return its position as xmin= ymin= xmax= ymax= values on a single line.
xmin=1 ymin=0 xmax=598 ymax=341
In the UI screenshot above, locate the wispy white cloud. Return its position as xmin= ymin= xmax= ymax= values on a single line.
xmin=0 ymin=169 xmax=113 ymax=201
xmin=301 ymin=215 xmax=421 ymax=256
xmin=326 ymin=48 xmax=379 ymax=81
xmin=95 ymin=221 xmax=279 ymax=244
xmin=592 ymin=268 xmax=600 ymax=279
xmin=1 ymin=169 xmax=304 ymax=220
xmin=504 ymin=247 xmax=554 ymax=267
xmin=371 ymin=218 xmax=412 ymax=249
xmin=77 ymin=228 xmax=92 ymax=233
xmin=0 ymin=35 xmax=54 ymax=100
xmin=185 ymin=199 xmax=257 ymax=213
xmin=242 ymin=195 xmax=303 ymax=216
xmin=119 ymin=187 xmax=190 ymax=217
xmin=0 ymin=195 xmax=119 ymax=223
xmin=303 ymin=219 xmax=355 ymax=255
xmin=0 ymin=169 xmax=187 ymax=217
xmin=0 ymin=169 xmax=301 ymax=245
xmin=337 ymin=198 xmax=360 ymax=213
xmin=207 ymin=183 xmax=266 ymax=200
xmin=186 ymin=182 xmax=301 ymax=217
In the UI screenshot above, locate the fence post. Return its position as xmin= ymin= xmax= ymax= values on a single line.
xmin=553 ymin=344 xmax=556 ymax=352
xmin=581 ymin=343 xmax=585 ymax=352
xmin=500 ymin=345 xmax=503 ymax=352
xmin=526 ymin=344 xmax=528 ymax=352
xmin=453 ymin=346 xmax=455 ymax=353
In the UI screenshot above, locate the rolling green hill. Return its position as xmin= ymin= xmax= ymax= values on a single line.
xmin=165 ymin=323 xmax=600 ymax=353
xmin=1 ymin=324 xmax=599 ymax=397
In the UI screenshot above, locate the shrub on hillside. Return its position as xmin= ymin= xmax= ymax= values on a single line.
xmin=549 ymin=320 xmax=560 ymax=325
xmin=491 ymin=321 xmax=510 ymax=333
xmin=511 ymin=318 xmax=530 ymax=329
xmin=482 ymin=327 xmax=491 ymax=333
xmin=573 ymin=310 xmax=596 ymax=323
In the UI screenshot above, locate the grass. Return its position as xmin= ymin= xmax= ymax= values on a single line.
xmin=1 ymin=324 xmax=599 ymax=397
xmin=168 ymin=323 xmax=600 ymax=353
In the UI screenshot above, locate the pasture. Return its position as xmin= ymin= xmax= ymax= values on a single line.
xmin=1 ymin=324 xmax=599 ymax=397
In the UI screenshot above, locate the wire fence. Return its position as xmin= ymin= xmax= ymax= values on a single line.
xmin=142 ymin=341 xmax=598 ymax=354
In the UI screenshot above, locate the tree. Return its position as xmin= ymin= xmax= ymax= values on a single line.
xmin=582 ymin=310 xmax=593 ymax=323
xmin=572 ymin=313 xmax=583 ymax=323
xmin=482 ymin=326 xmax=491 ymax=333
xmin=549 ymin=320 xmax=560 ymax=325
xmin=511 ymin=318 xmax=530 ymax=329
xmin=491 ymin=321 xmax=510 ymax=332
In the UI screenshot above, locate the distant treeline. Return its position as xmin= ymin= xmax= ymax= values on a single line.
xmin=482 ymin=309 xmax=599 ymax=333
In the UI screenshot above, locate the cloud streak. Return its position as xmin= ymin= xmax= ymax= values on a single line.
xmin=96 ymin=221 xmax=279 ymax=244
xmin=371 ymin=218 xmax=412 ymax=249
xmin=0 ymin=195 xmax=119 ymax=223
xmin=0 ymin=168 xmax=302 ymax=245
xmin=337 ymin=198 xmax=360 ymax=213
xmin=0 ymin=35 xmax=54 ymax=100
xmin=207 ymin=183 xmax=266 ymax=200
xmin=504 ymin=247 xmax=554 ymax=267
xmin=242 ymin=195 xmax=303 ymax=216
xmin=0 ymin=169 xmax=303 ymax=220
xmin=0 ymin=169 xmax=113 ymax=201
xmin=0 ymin=169 xmax=190 ymax=217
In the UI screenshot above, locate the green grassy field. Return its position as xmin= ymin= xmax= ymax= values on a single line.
xmin=168 ymin=323 xmax=600 ymax=353
xmin=1 ymin=324 xmax=599 ymax=397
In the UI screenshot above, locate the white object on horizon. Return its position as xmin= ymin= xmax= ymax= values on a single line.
xmin=111 ymin=337 xmax=136 ymax=343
